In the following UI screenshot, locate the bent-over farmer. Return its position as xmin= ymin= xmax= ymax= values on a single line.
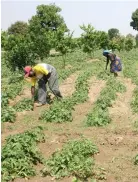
xmin=103 ymin=50 xmax=122 ymax=77
xmin=24 ymin=63 xmax=62 ymax=107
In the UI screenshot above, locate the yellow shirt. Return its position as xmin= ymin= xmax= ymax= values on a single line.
xmin=25 ymin=64 xmax=49 ymax=86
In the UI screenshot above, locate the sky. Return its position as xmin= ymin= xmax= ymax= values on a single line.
xmin=1 ymin=0 xmax=138 ymax=37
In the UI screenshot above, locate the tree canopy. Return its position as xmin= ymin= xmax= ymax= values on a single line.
xmin=8 ymin=21 xmax=28 ymax=35
xmin=130 ymin=9 xmax=138 ymax=31
xmin=108 ymin=28 xmax=120 ymax=40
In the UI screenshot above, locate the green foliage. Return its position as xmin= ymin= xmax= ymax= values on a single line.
xmin=121 ymin=49 xmax=138 ymax=85
xmin=56 ymin=31 xmax=75 ymax=68
xmin=14 ymin=98 xmax=34 ymax=112
xmin=131 ymin=87 xmax=138 ymax=113
xmin=2 ymin=106 xmax=16 ymax=123
xmin=39 ymin=98 xmax=75 ymax=123
xmin=42 ymin=138 xmax=98 ymax=180
xmin=4 ymin=34 xmax=36 ymax=71
xmin=28 ymin=4 xmax=67 ymax=60
xmin=40 ymin=66 xmax=95 ymax=123
xmin=136 ymin=34 xmax=138 ymax=47
xmin=1 ymin=93 xmax=9 ymax=108
xmin=1 ymin=75 xmax=24 ymax=123
xmin=73 ymin=69 xmax=93 ymax=103
xmin=97 ymin=31 xmax=109 ymax=49
xmin=108 ymin=36 xmax=125 ymax=51
xmin=134 ymin=154 xmax=138 ymax=165
xmin=1 ymin=30 xmax=8 ymax=49
xmin=86 ymin=78 xmax=126 ymax=127
xmin=2 ymin=126 xmax=45 ymax=181
xmin=108 ymin=28 xmax=119 ymax=40
xmin=8 ymin=21 xmax=28 ymax=35
xmin=80 ymin=24 xmax=100 ymax=56
xmin=3 ymin=81 xmax=23 ymax=100
xmin=130 ymin=8 xmax=138 ymax=31
xmin=125 ymin=37 xmax=135 ymax=51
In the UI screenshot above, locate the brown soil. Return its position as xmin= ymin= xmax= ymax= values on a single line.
xmin=1 ymin=72 xmax=79 ymax=142
xmin=2 ymin=73 xmax=138 ymax=182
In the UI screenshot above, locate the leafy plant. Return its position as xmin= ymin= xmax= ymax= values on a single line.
xmin=39 ymin=98 xmax=75 ymax=123
xmin=134 ymin=154 xmax=138 ymax=165
xmin=40 ymin=66 xmax=94 ymax=123
xmin=14 ymin=98 xmax=34 ymax=112
xmin=86 ymin=78 xmax=126 ymax=126
xmin=2 ymin=126 xmax=45 ymax=181
xmin=2 ymin=106 xmax=16 ymax=123
xmin=131 ymin=87 xmax=138 ymax=113
xmin=41 ymin=138 xmax=98 ymax=180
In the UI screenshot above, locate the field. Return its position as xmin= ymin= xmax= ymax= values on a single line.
xmin=1 ymin=49 xmax=138 ymax=182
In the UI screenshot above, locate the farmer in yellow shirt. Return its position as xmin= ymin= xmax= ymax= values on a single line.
xmin=24 ymin=63 xmax=62 ymax=107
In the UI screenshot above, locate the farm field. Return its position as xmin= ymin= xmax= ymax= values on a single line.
xmin=1 ymin=49 xmax=138 ymax=182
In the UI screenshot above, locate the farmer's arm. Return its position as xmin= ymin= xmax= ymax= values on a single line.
xmin=31 ymin=78 xmax=37 ymax=97
xmin=105 ymin=57 xmax=109 ymax=70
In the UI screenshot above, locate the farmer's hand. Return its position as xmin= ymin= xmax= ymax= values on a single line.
xmin=31 ymin=86 xmax=35 ymax=95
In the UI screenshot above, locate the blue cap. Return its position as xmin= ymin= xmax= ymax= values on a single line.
xmin=103 ymin=50 xmax=112 ymax=56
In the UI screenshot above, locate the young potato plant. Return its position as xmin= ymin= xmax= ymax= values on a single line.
xmin=2 ymin=106 xmax=16 ymax=123
xmin=2 ymin=126 xmax=45 ymax=182
xmin=86 ymin=78 xmax=126 ymax=126
xmin=131 ymin=87 xmax=138 ymax=114
xmin=41 ymin=138 xmax=98 ymax=180
xmin=40 ymin=66 xmax=94 ymax=123
xmin=14 ymin=98 xmax=34 ymax=112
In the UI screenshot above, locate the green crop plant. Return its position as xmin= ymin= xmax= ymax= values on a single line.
xmin=86 ymin=78 xmax=126 ymax=126
xmin=131 ymin=87 xmax=138 ymax=113
xmin=41 ymin=138 xmax=98 ymax=180
xmin=2 ymin=106 xmax=16 ymax=123
xmin=40 ymin=65 xmax=95 ymax=123
xmin=2 ymin=126 xmax=45 ymax=182
xmin=14 ymin=98 xmax=34 ymax=112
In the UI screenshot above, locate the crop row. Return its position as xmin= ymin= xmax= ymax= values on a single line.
xmin=86 ymin=78 xmax=126 ymax=126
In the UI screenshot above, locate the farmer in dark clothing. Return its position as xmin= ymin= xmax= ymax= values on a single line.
xmin=24 ymin=63 xmax=62 ymax=107
xmin=103 ymin=50 xmax=122 ymax=77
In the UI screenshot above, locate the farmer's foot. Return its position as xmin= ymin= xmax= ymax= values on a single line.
xmin=34 ymin=102 xmax=46 ymax=107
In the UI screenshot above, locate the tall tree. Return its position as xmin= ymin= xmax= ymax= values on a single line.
xmin=1 ymin=30 xmax=8 ymax=49
xmin=28 ymin=4 xmax=68 ymax=60
xmin=125 ymin=37 xmax=135 ymax=51
xmin=108 ymin=28 xmax=119 ymax=40
xmin=80 ymin=24 xmax=99 ymax=57
xmin=130 ymin=9 xmax=138 ymax=31
xmin=56 ymin=31 xmax=74 ymax=68
xmin=97 ymin=31 xmax=109 ymax=49
xmin=108 ymin=36 xmax=125 ymax=52
xmin=4 ymin=34 xmax=36 ymax=71
xmin=8 ymin=21 xmax=28 ymax=35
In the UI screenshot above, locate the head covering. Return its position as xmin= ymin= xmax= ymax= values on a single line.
xmin=103 ymin=50 xmax=112 ymax=56
xmin=24 ymin=66 xmax=32 ymax=77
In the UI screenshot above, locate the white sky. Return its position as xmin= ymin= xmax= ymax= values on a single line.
xmin=1 ymin=0 xmax=138 ymax=37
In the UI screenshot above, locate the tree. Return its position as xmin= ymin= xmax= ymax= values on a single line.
xmin=124 ymin=37 xmax=135 ymax=51
xmin=28 ymin=4 xmax=68 ymax=60
xmin=8 ymin=21 xmax=28 ymax=35
xmin=80 ymin=24 xmax=99 ymax=57
xmin=1 ymin=30 xmax=8 ymax=49
xmin=56 ymin=31 xmax=74 ymax=68
xmin=130 ymin=9 xmax=138 ymax=31
xmin=97 ymin=31 xmax=109 ymax=49
xmin=108 ymin=35 xmax=125 ymax=52
xmin=108 ymin=28 xmax=119 ymax=40
xmin=4 ymin=34 xmax=37 ymax=71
